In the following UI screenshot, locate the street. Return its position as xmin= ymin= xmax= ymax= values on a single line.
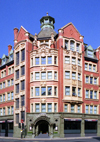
xmin=0 ymin=137 xmax=100 ymax=142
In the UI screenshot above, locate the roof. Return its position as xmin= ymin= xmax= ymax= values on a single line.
xmin=38 ymin=28 xmax=57 ymax=39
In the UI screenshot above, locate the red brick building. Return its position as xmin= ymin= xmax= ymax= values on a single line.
xmin=0 ymin=13 xmax=100 ymax=138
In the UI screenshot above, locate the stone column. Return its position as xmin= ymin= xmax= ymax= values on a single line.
xmin=81 ymin=118 xmax=85 ymax=137
xmin=97 ymin=116 xmax=100 ymax=136
xmin=60 ymin=116 xmax=64 ymax=138
xmin=50 ymin=124 xmax=53 ymax=138
xmin=36 ymin=125 xmax=38 ymax=136
xmin=32 ymin=125 xmax=35 ymax=138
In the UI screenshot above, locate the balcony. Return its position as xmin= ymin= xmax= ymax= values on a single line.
xmin=63 ymin=95 xmax=83 ymax=104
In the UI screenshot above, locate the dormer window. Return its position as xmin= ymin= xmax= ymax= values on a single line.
xmin=65 ymin=40 xmax=68 ymax=49
xmin=10 ymin=54 xmax=13 ymax=61
xmin=70 ymin=40 xmax=74 ymax=51
xmin=88 ymin=50 xmax=93 ymax=57
xmin=2 ymin=58 xmax=5 ymax=65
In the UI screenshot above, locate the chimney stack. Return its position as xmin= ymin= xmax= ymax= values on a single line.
xmin=8 ymin=45 xmax=12 ymax=54
xmin=13 ymin=28 xmax=19 ymax=40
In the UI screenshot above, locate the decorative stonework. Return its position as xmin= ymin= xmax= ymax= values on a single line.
xmin=40 ymin=98 xmax=46 ymax=103
xmin=72 ymin=65 xmax=77 ymax=70
xmin=33 ymin=33 xmax=37 ymax=46
xmin=66 ymin=50 xmax=70 ymax=54
xmin=78 ymin=53 xmax=81 ymax=58
xmin=73 ymin=51 xmax=76 ymax=55
xmin=41 ymin=67 xmax=46 ymax=71
xmin=72 ymin=80 xmax=76 ymax=86
xmin=41 ymin=82 xmax=46 ymax=86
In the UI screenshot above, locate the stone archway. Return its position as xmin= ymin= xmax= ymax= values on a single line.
xmin=32 ymin=115 xmax=54 ymax=138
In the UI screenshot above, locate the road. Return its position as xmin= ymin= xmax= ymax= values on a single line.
xmin=0 ymin=137 xmax=100 ymax=142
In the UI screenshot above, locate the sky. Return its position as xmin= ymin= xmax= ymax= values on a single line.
xmin=0 ymin=0 xmax=100 ymax=57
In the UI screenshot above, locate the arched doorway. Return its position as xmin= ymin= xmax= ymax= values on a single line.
xmin=36 ymin=120 xmax=49 ymax=135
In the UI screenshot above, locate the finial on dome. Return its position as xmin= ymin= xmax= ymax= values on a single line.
xmin=46 ymin=12 xmax=48 ymax=16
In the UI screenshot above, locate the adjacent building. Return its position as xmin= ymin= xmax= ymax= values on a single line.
xmin=0 ymin=13 xmax=100 ymax=138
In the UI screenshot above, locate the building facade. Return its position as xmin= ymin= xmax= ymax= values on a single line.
xmin=0 ymin=14 xmax=100 ymax=138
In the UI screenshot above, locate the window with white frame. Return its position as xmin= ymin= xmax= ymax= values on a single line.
xmin=72 ymin=57 xmax=76 ymax=65
xmin=48 ymin=56 xmax=52 ymax=64
xmin=94 ymin=78 xmax=97 ymax=85
xmin=47 ymin=71 xmax=52 ymax=79
xmin=11 ymin=106 xmax=14 ymax=114
xmin=16 ymin=52 xmax=19 ymax=66
xmin=48 ymin=86 xmax=52 ymax=95
xmin=31 ymin=73 xmax=33 ymax=81
xmin=65 ymin=56 xmax=70 ymax=64
xmin=8 ymin=93 xmax=10 ymax=100
xmin=54 ymin=103 xmax=57 ymax=112
xmin=35 ymin=57 xmax=39 ymax=65
xmin=65 ymin=86 xmax=70 ymax=96
xmin=0 ymin=83 xmax=2 ymax=89
xmin=77 ymin=105 xmax=81 ymax=113
xmin=88 ymin=50 xmax=93 ymax=57
xmin=65 ymin=71 xmax=70 ymax=79
xmin=76 ymin=43 xmax=80 ymax=52
xmin=90 ymin=105 xmax=93 ymax=114
xmin=21 ymin=49 xmax=25 ymax=62
xmin=8 ymin=80 xmax=10 ymax=86
xmin=12 ymin=67 xmax=14 ymax=73
xmin=31 ymin=58 xmax=33 ymax=66
xmin=3 ymin=82 xmax=5 ymax=88
xmin=35 ymin=87 xmax=39 ymax=96
xmin=85 ymin=105 xmax=89 ymax=113
xmin=0 ymin=95 xmax=2 ymax=102
xmin=78 ymin=88 xmax=81 ymax=97
xmin=35 ymin=72 xmax=40 ymax=80
xmin=86 ymin=76 xmax=89 ymax=83
xmin=54 ymin=72 xmax=57 ymax=79
xmin=78 ymin=73 xmax=81 ymax=81
xmin=35 ymin=104 xmax=40 ymax=112
xmin=21 ymin=66 xmax=25 ymax=76
xmin=41 ymin=87 xmax=46 ymax=96
xmin=86 ymin=90 xmax=89 ymax=98
xmin=85 ymin=63 xmax=88 ymax=70
xmin=16 ymin=84 xmax=19 ymax=94
xmin=9 ymin=68 xmax=11 ymax=75
xmin=16 ymin=70 xmax=19 ymax=80
xmin=21 ymin=80 xmax=25 ymax=90
xmin=94 ymin=91 xmax=97 ymax=99
xmin=54 ymin=87 xmax=57 ymax=96
xmin=65 ymin=40 xmax=68 ymax=49
xmin=31 ymin=104 xmax=33 ymax=112
xmin=41 ymin=103 xmax=46 ymax=112
xmin=90 ymin=77 xmax=93 ymax=84
xmin=90 ymin=90 xmax=93 ymax=99
xmin=78 ymin=59 xmax=80 ymax=66
xmin=41 ymin=57 xmax=46 ymax=65
xmin=54 ymin=56 xmax=57 ymax=64
xmin=11 ymin=92 xmax=13 ymax=100
xmin=89 ymin=64 xmax=92 ymax=71
xmin=41 ymin=72 xmax=46 ymax=80
xmin=0 ymin=108 xmax=2 ymax=115
xmin=3 ymin=108 xmax=5 ymax=115
xmin=8 ymin=107 xmax=10 ymax=115
xmin=70 ymin=41 xmax=75 ymax=51
xmin=11 ymin=79 xmax=14 ymax=85
xmin=31 ymin=87 xmax=33 ymax=97
xmin=93 ymin=65 xmax=96 ymax=72
xmin=94 ymin=106 xmax=97 ymax=114
xmin=72 ymin=72 xmax=76 ymax=80
xmin=72 ymin=87 xmax=76 ymax=96
xmin=48 ymin=103 xmax=52 ymax=112
xmin=3 ymin=94 xmax=5 ymax=102
xmin=71 ymin=104 xmax=74 ymax=112
xmin=64 ymin=104 xmax=68 ymax=112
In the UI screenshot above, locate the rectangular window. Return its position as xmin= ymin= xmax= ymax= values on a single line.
xmin=71 ymin=104 xmax=74 ymax=112
xmin=8 ymin=80 xmax=10 ymax=86
xmin=35 ymin=57 xmax=39 ymax=65
xmin=65 ymin=86 xmax=70 ymax=96
xmin=21 ymin=80 xmax=25 ymax=90
xmin=54 ymin=72 xmax=57 ymax=79
xmin=48 ymin=87 xmax=52 ymax=95
xmin=93 ymin=65 xmax=96 ymax=72
xmin=16 ymin=98 xmax=19 ymax=109
xmin=90 ymin=106 xmax=93 ymax=114
xmin=16 ymin=84 xmax=19 ymax=94
xmin=31 ymin=73 xmax=33 ymax=81
xmin=41 ymin=87 xmax=46 ymax=96
xmin=3 ymin=82 xmax=5 ymax=88
xmin=9 ymin=68 xmax=11 ymax=75
xmin=94 ymin=78 xmax=97 ymax=85
xmin=12 ymin=67 xmax=14 ymax=73
xmin=77 ymin=105 xmax=80 ymax=113
xmin=31 ymin=87 xmax=33 ymax=97
xmin=0 ymin=83 xmax=2 ymax=89
xmin=78 ymin=88 xmax=81 ymax=97
xmin=3 ymin=108 xmax=5 ymax=115
xmin=8 ymin=107 xmax=10 ymax=115
xmin=41 ymin=57 xmax=46 ymax=64
xmin=72 ymin=87 xmax=76 ymax=96
xmin=90 ymin=77 xmax=93 ymax=84
xmin=31 ymin=104 xmax=33 ymax=112
xmin=0 ymin=95 xmax=2 ymax=102
xmin=88 ymin=50 xmax=93 ymax=57
xmin=65 ymin=71 xmax=70 ymax=79
xmin=72 ymin=72 xmax=76 ymax=80
xmin=41 ymin=104 xmax=46 ymax=112
xmin=85 ymin=63 xmax=88 ymax=70
xmin=11 ymin=79 xmax=14 ymax=85
xmin=86 ymin=105 xmax=89 ymax=113
xmin=48 ymin=56 xmax=52 ymax=64
xmin=78 ymin=59 xmax=80 ymax=66
xmin=65 ymin=56 xmax=70 ymax=64
xmin=0 ymin=108 xmax=2 ymax=115
xmin=21 ymin=49 xmax=25 ymax=62
xmin=41 ymin=72 xmax=46 ymax=80
xmin=54 ymin=56 xmax=57 ymax=64
xmin=86 ymin=90 xmax=89 ymax=98
xmin=16 ymin=52 xmax=19 ymax=66
xmin=90 ymin=90 xmax=93 ymax=99
xmin=76 ymin=43 xmax=80 ymax=52
xmin=21 ymin=66 xmax=25 ymax=76
xmin=47 ymin=71 xmax=52 ymax=79
xmin=3 ymin=94 xmax=5 ymax=102
xmin=89 ymin=64 xmax=92 ymax=71
xmin=70 ymin=41 xmax=74 ymax=51
xmin=16 ymin=70 xmax=19 ymax=80
xmin=35 ymin=104 xmax=40 ymax=112
xmin=31 ymin=58 xmax=33 ymax=66
xmin=54 ymin=87 xmax=57 ymax=96
xmin=64 ymin=104 xmax=68 ymax=112
xmin=48 ymin=103 xmax=52 ymax=112
xmin=65 ymin=40 xmax=68 ymax=49
xmin=54 ymin=103 xmax=57 ymax=112
xmin=94 ymin=91 xmax=97 ymax=99
xmin=11 ymin=106 xmax=14 ymax=114
xmin=72 ymin=57 xmax=76 ymax=65
xmin=16 ymin=114 xmax=19 ymax=124
xmin=94 ymin=106 xmax=97 ymax=114
xmin=86 ymin=76 xmax=89 ymax=83
xmin=11 ymin=92 xmax=13 ymax=100
xmin=35 ymin=72 xmax=39 ymax=80
xmin=21 ymin=95 xmax=25 ymax=107
xmin=35 ymin=87 xmax=39 ymax=96
xmin=8 ymin=93 xmax=10 ymax=100
xmin=78 ymin=73 xmax=81 ymax=80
